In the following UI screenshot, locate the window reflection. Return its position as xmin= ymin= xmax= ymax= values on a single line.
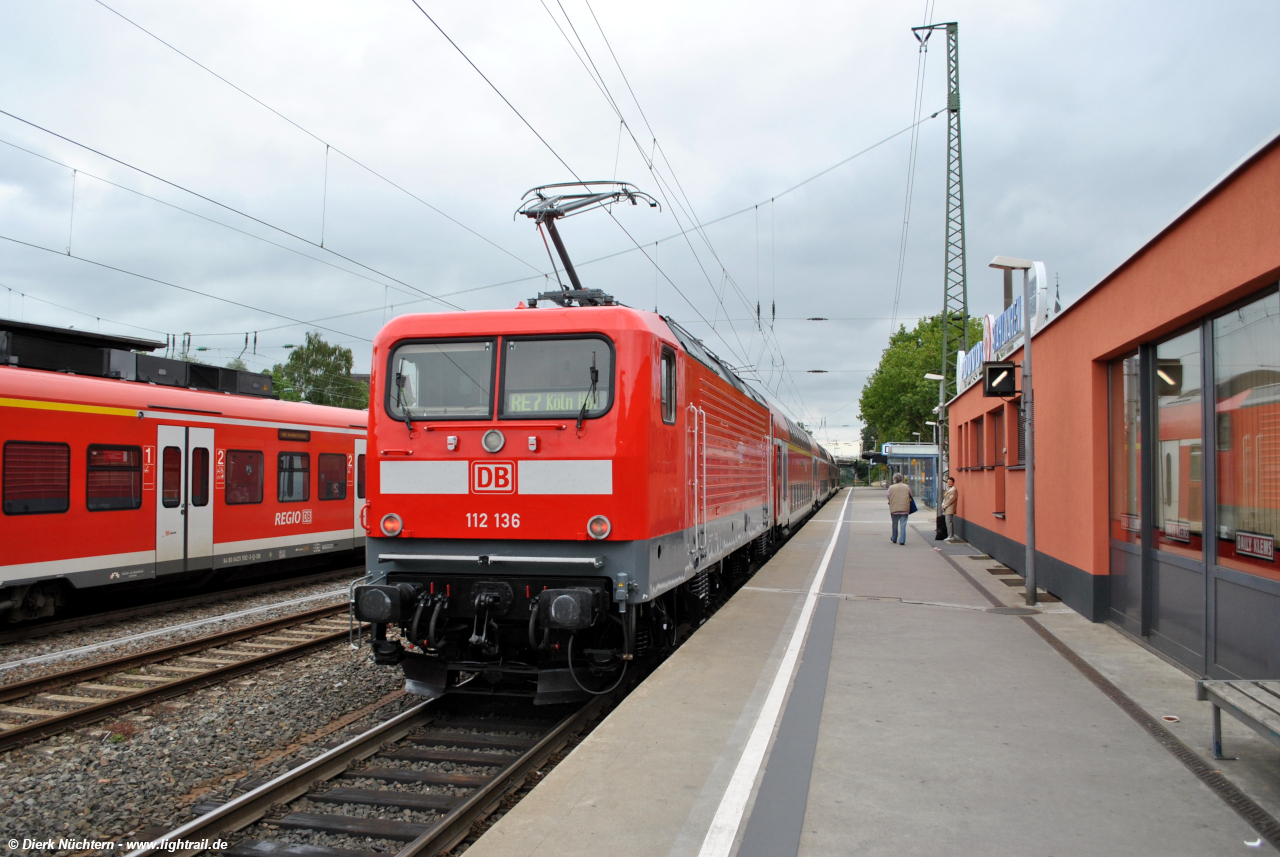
xmin=1152 ymin=329 xmax=1202 ymax=557
xmin=1214 ymin=291 xmax=1280 ymax=579
xmin=1109 ymin=354 xmax=1142 ymax=545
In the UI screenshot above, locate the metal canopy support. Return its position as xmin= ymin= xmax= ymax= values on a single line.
xmin=912 ymin=21 xmax=969 ymax=476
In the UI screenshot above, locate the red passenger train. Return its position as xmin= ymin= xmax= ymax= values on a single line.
xmin=352 ymin=303 xmax=837 ymax=703
xmin=0 ymin=322 xmax=368 ymax=621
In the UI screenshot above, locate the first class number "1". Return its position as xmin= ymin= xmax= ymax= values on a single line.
xmin=466 ymin=512 xmax=520 ymax=528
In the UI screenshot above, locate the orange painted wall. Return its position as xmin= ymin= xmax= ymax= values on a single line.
xmin=949 ymin=135 xmax=1280 ymax=582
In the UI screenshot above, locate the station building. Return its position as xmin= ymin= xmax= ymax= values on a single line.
xmin=948 ymin=129 xmax=1280 ymax=679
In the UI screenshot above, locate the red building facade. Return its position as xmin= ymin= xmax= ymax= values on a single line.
xmin=948 ymin=130 xmax=1280 ymax=679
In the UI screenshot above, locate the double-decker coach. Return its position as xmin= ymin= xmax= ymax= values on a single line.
xmin=352 ymin=298 xmax=835 ymax=703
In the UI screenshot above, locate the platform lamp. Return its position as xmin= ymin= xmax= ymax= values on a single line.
xmin=989 ymin=255 xmax=1036 ymax=606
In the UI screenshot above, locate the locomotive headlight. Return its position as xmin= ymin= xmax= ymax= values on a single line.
xmin=380 ymin=513 xmax=404 ymax=537
xmin=587 ymin=514 xmax=611 ymax=540
xmin=482 ymin=429 xmax=505 ymax=453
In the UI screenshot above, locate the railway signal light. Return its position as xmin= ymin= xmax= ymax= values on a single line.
xmin=983 ymin=361 xmax=1017 ymax=397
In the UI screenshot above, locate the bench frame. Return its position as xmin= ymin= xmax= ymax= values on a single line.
xmin=1196 ymin=680 xmax=1280 ymax=760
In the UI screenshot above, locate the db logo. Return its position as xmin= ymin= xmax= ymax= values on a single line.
xmin=275 ymin=509 xmax=313 ymax=525
xmin=471 ymin=461 xmax=515 ymax=493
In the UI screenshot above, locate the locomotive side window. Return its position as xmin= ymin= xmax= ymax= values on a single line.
xmin=318 ymin=453 xmax=347 ymax=500
xmin=387 ymin=340 xmax=494 ymax=420
xmin=278 ymin=453 xmax=310 ymax=502
xmin=500 ymin=336 xmax=614 ymax=419
xmin=86 ymin=445 xmax=143 ymax=511
xmin=2 ymin=441 xmax=70 ymax=515
xmin=356 ymin=453 xmax=366 ymax=499
xmin=660 ymin=346 xmax=677 ymax=424
xmin=191 ymin=448 xmax=209 ymax=507
xmin=225 ymin=450 xmax=263 ymax=505
xmin=161 ymin=446 xmax=182 ymax=509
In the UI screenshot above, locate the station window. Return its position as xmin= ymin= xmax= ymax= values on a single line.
xmin=356 ymin=453 xmax=366 ymax=500
xmin=191 ymin=448 xmax=209 ymax=507
xmin=2 ymin=441 xmax=70 ymax=516
xmin=225 ymin=450 xmax=264 ymax=505
xmin=318 ymin=453 xmax=347 ymax=501
xmin=87 ymin=445 xmax=143 ymax=511
xmin=161 ymin=447 xmax=182 ymax=509
xmin=660 ymin=346 xmax=677 ymax=424
xmin=973 ymin=417 xmax=985 ymax=469
xmin=278 ymin=452 xmax=310 ymax=503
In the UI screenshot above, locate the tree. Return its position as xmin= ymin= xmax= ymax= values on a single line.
xmin=858 ymin=314 xmax=982 ymax=451
xmin=270 ymin=331 xmax=369 ymax=410
xmin=225 ymin=357 xmax=247 ymax=370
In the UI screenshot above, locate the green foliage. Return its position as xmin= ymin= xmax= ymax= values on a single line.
xmin=224 ymin=357 xmax=247 ymax=370
xmin=270 ymin=331 xmax=369 ymax=410
xmin=858 ymin=315 xmax=982 ymax=451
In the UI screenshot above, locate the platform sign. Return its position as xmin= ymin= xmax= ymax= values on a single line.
xmin=1237 ymin=531 xmax=1275 ymax=562
xmin=215 ymin=449 xmax=226 ymax=490
xmin=142 ymin=445 xmax=155 ymax=491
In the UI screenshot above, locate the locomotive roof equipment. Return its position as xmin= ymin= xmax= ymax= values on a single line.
xmin=516 ymin=181 xmax=659 ymax=308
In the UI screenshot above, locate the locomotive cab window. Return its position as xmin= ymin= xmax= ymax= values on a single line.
xmin=387 ymin=339 xmax=494 ymax=421
xmin=225 ymin=450 xmax=263 ymax=505
xmin=87 ymin=445 xmax=143 ymax=511
xmin=3 ymin=441 xmax=70 ymax=516
xmin=500 ymin=336 xmax=614 ymax=419
xmin=660 ymin=346 xmax=677 ymax=424
xmin=278 ymin=452 xmax=310 ymax=503
xmin=318 ymin=453 xmax=347 ymax=500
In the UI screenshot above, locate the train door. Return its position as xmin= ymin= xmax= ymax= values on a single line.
xmin=352 ymin=439 xmax=366 ymax=545
xmin=156 ymin=425 xmax=186 ymax=575
xmin=686 ymin=404 xmax=706 ymax=556
xmin=775 ymin=442 xmax=788 ymax=525
xmin=156 ymin=425 xmax=214 ymax=575
xmin=187 ymin=428 xmax=214 ymax=570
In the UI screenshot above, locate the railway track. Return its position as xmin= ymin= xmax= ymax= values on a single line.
xmin=0 ymin=604 xmax=360 ymax=749
xmin=127 ymin=692 xmax=621 ymax=857
xmin=0 ymin=566 xmax=364 ymax=646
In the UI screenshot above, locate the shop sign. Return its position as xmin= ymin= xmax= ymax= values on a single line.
xmin=955 ymin=262 xmax=1057 ymax=397
xmin=1163 ymin=519 xmax=1191 ymax=543
xmin=992 ymin=296 xmax=1024 ymax=360
xmin=1236 ymin=531 xmax=1276 ymax=561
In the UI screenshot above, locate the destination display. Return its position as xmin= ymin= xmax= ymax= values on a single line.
xmin=506 ymin=389 xmax=600 ymax=414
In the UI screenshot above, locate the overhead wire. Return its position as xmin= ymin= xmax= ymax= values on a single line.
xmin=0 ymin=108 xmax=464 ymax=313
xmin=91 ymin=0 xmax=543 ymax=278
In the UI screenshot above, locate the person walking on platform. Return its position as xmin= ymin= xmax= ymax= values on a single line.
xmin=942 ymin=476 xmax=959 ymax=542
xmin=887 ymin=472 xmax=913 ymax=545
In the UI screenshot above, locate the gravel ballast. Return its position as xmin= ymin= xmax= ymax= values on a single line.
xmin=0 ymin=642 xmax=415 ymax=857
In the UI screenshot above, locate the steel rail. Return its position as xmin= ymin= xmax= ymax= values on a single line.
xmin=123 ymin=699 xmax=438 ymax=857
xmin=0 ymin=566 xmax=361 ymax=645
xmin=396 ymin=696 xmax=607 ymax=857
xmin=0 ymin=607 xmax=356 ymax=750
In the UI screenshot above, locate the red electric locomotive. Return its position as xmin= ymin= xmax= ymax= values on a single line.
xmin=0 ymin=320 xmax=368 ymax=621
xmin=352 ymin=301 xmax=836 ymax=703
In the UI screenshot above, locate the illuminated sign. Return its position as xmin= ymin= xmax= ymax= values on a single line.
xmin=506 ymin=391 xmax=598 ymax=414
xmin=278 ymin=429 xmax=311 ymax=442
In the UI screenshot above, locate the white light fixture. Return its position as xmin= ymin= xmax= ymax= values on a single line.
xmin=482 ymin=429 xmax=506 ymax=453
xmin=924 ymin=372 xmax=945 ymax=381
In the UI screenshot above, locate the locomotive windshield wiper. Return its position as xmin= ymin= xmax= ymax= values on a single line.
xmin=394 ymin=359 xmax=413 ymax=434
xmin=577 ymin=351 xmax=599 ymax=430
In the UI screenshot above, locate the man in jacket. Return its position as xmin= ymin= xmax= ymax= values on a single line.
xmin=942 ymin=476 xmax=959 ymax=542
xmin=887 ymin=472 xmax=912 ymax=545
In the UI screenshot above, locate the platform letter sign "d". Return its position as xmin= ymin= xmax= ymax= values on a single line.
xmin=471 ymin=461 xmax=515 ymax=493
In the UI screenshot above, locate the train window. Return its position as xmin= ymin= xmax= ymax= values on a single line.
xmin=500 ymin=336 xmax=614 ymax=419
xmin=225 ymin=450 xmax=264 ymax=505
xmin=661 ymin=346 xmax=677 ymax=424
xmin=191 ymin=448 xmax=209 ymax=507
xmin=278 ymin=452 xmax=310 ymax=503
xmin=356 ymin=453 xmax=366 ymax=499
xmin=387 ymin=339 xmax=494 ymax=421
xmin=318 ymin=453 xmax=347 ymax=501
xmin=161 ymin=446 xmax=182 ymax=508
xmin=2 ymin=441 xmax=70 ymax=515
xmin=86 ymin=445 xmax=143 ymax=511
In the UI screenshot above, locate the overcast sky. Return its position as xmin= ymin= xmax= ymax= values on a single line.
xmin=1 ymin=0 xmax=1278 ymax=452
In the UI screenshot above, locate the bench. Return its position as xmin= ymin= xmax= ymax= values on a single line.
xmin=1195 ymin=680 xmax=1280 ymax=760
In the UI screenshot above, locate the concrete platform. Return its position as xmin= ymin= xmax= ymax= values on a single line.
xmin=466 ymin=488 xmax=1278 ymax=856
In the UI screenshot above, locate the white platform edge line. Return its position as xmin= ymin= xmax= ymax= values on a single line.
xmin=696 ymin=490 xmax=851 ymax=857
